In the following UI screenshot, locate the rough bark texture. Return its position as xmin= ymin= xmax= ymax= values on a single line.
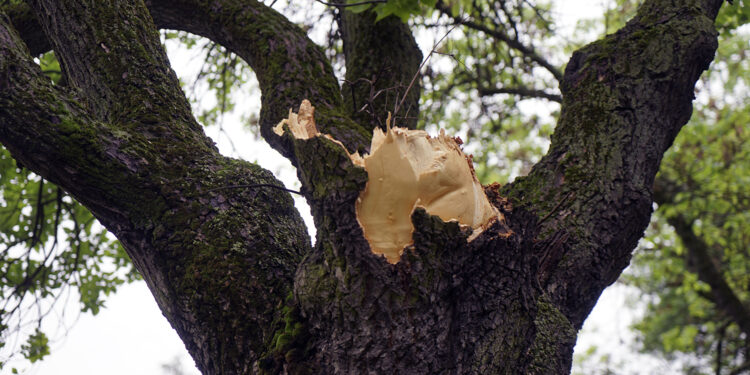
xmin=1 ymin=2 xmax=310 ymax=373
xmin=502 ymin=0 xmax=722 ymax=329
xmin=0 ymin=0 xmax=726 ymax=373
xmin=337 ymin=9 xmax=423 ymax=130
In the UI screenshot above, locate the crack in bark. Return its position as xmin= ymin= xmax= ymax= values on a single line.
xmin=0 ymin=0 xmax=731 ymax=372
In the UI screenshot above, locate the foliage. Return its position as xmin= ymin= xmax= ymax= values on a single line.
xmin=1 ymin=0 xmax=748 ymax=371
xmin=346 ymin=0 xmax=433 ymax=22
xmin=629 ymin=105 xmax=750 ymax=373
xmin=716 ymin=0 xmax=750 ymax=35
xmin=415 ymin=0 xmax=560 ymax=183
xmin=0 ymin=52 xmax=136 ymax=370
xmin=20 ymin=329 xmax=49 ymax=363
xmin=623 ymin=10 xmax=750 ymax=375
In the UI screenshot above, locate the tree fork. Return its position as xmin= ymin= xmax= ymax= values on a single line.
xmin=0 ymin=0 xmax=729 ymax=373
xmin=1 ymin=2 xmax=310 ymax=373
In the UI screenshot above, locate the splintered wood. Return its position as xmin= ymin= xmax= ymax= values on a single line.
xmin=275 ymin=100 xmax=502 ymax=263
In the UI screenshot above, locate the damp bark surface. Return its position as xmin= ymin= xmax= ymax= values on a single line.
xmin=0 ymin=0 xmax=726 ymax=373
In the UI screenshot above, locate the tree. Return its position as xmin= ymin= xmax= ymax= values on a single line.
xmin=556 ymin=2 xmax=750 ymax=372
xmin=630 ymin=87 xmax=750 ymax=373
xmin=0 ymin=0 xmax=729 ymax=373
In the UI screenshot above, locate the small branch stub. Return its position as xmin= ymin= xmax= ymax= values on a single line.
xmin=276 ymin=100 xmax=503 ymax=263
xmin=273 ymin=100 xmax=319 ymax=139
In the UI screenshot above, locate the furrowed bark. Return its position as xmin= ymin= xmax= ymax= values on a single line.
xmin=1 ymin=0 xmax=730 ymax=372
xmin=0 ymin=3 xmax=311 ymax=373
xmin=144 ymin=0 xmax=372 ymax=158
xmin=502 ymin=0 xmax=723 ymax=328
xmin=337 ymin=9 xmax=423 ymax=130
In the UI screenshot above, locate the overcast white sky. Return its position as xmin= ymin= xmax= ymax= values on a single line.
xmin=3 ymin=1 xmax=688 ymax=374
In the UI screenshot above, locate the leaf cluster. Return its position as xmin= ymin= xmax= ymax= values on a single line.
xmin=626 ymin=29 xmax=750 ymax=374
xmin=415 ymin=0 xmax=560 ymax=183
xmin=0 ymin=53 xmax=136 ymax=371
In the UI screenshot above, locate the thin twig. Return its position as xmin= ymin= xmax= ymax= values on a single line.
xmin=435 ymin=1 xmax=563 ymax=82
xmin=477 ymin=85 xmax=562 ymax=102
xmin=393 ymin=20 xmax=464 ymax=121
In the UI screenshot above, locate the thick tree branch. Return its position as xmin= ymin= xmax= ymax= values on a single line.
xmin=338 ymin=9 xmax=423 ymax=130
xmin=144 ymin=0 xmax=371 ymax=157
xmin=3 ymin=0 xmax=372 ymax=156
xmin=28 ymin=0 xmax=198 ymax=126
xmin=0 ymin=0 xmax=733 ymax=372
xmin=0 ymin=11 xmax=132 ymax=225
xmin=1 ymin=4 xmax=311 ymax=373
xmin=503 ymin=0 xmax=723 ymax=327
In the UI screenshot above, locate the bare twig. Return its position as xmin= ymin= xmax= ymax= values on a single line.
xmin=393 ymin=20 xmax=464 ymax=121
xmin=477 ymin=85 xmax=562 ymax=102
xmin=435 ymin=1 xmax=563 ymax=82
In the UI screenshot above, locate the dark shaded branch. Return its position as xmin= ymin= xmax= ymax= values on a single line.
xmin=729 ymin=361 xmax=750 ymax=375
xmin=502 ymin=0 xmax=723 ymax=328
xmin=436 ymin=0 xmax=563 ymax=82
xmin=338 ymin=6 xmax=423 ymax=131
xmin=2 ymin=1 xmax=49 ymax=55
xmin=654 ymin=177 xmax=750 ymax=340
xmin=477 ymin=85 xmax=562 ymax=102
xmin=670 ymin=215 xmax=750 ymax=338
xmin=145 ymin=0 xmax=371 ymax=156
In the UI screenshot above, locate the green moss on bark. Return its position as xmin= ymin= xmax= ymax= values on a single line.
xmin=527 ymin=297 xmax=576 ymax=373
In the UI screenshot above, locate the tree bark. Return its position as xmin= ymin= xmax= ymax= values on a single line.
xmin=502 ymin=0 xmax=722 ymax=329
xmin=0 ymin=0 xmax=726 ymax=373
xmin=337 ymin=8 xmax=423 ymax=130
xmin=1 ymin=2 xmax=311 ymax=373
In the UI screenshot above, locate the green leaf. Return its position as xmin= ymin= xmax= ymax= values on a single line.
xmin=21 ymin=329 xmax=50 ymax=363
xmin=716 ymin=0 xmax=750 ymax=34
xmin=346 ymin=0 xmax=374 ymax=14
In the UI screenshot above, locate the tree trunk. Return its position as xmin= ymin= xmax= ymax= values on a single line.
xmin=0 ymin=0 xmax=724 ymax=373
xmin=337 ymin=8 xmax=423 ymax=130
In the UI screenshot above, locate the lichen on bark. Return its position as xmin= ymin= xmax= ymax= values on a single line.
xmin=0 ymin=0 xmax=728 ymax=372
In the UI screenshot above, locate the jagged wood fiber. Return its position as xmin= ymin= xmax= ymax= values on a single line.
xmin=0 ymin=0 xmax=726 ymax=373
